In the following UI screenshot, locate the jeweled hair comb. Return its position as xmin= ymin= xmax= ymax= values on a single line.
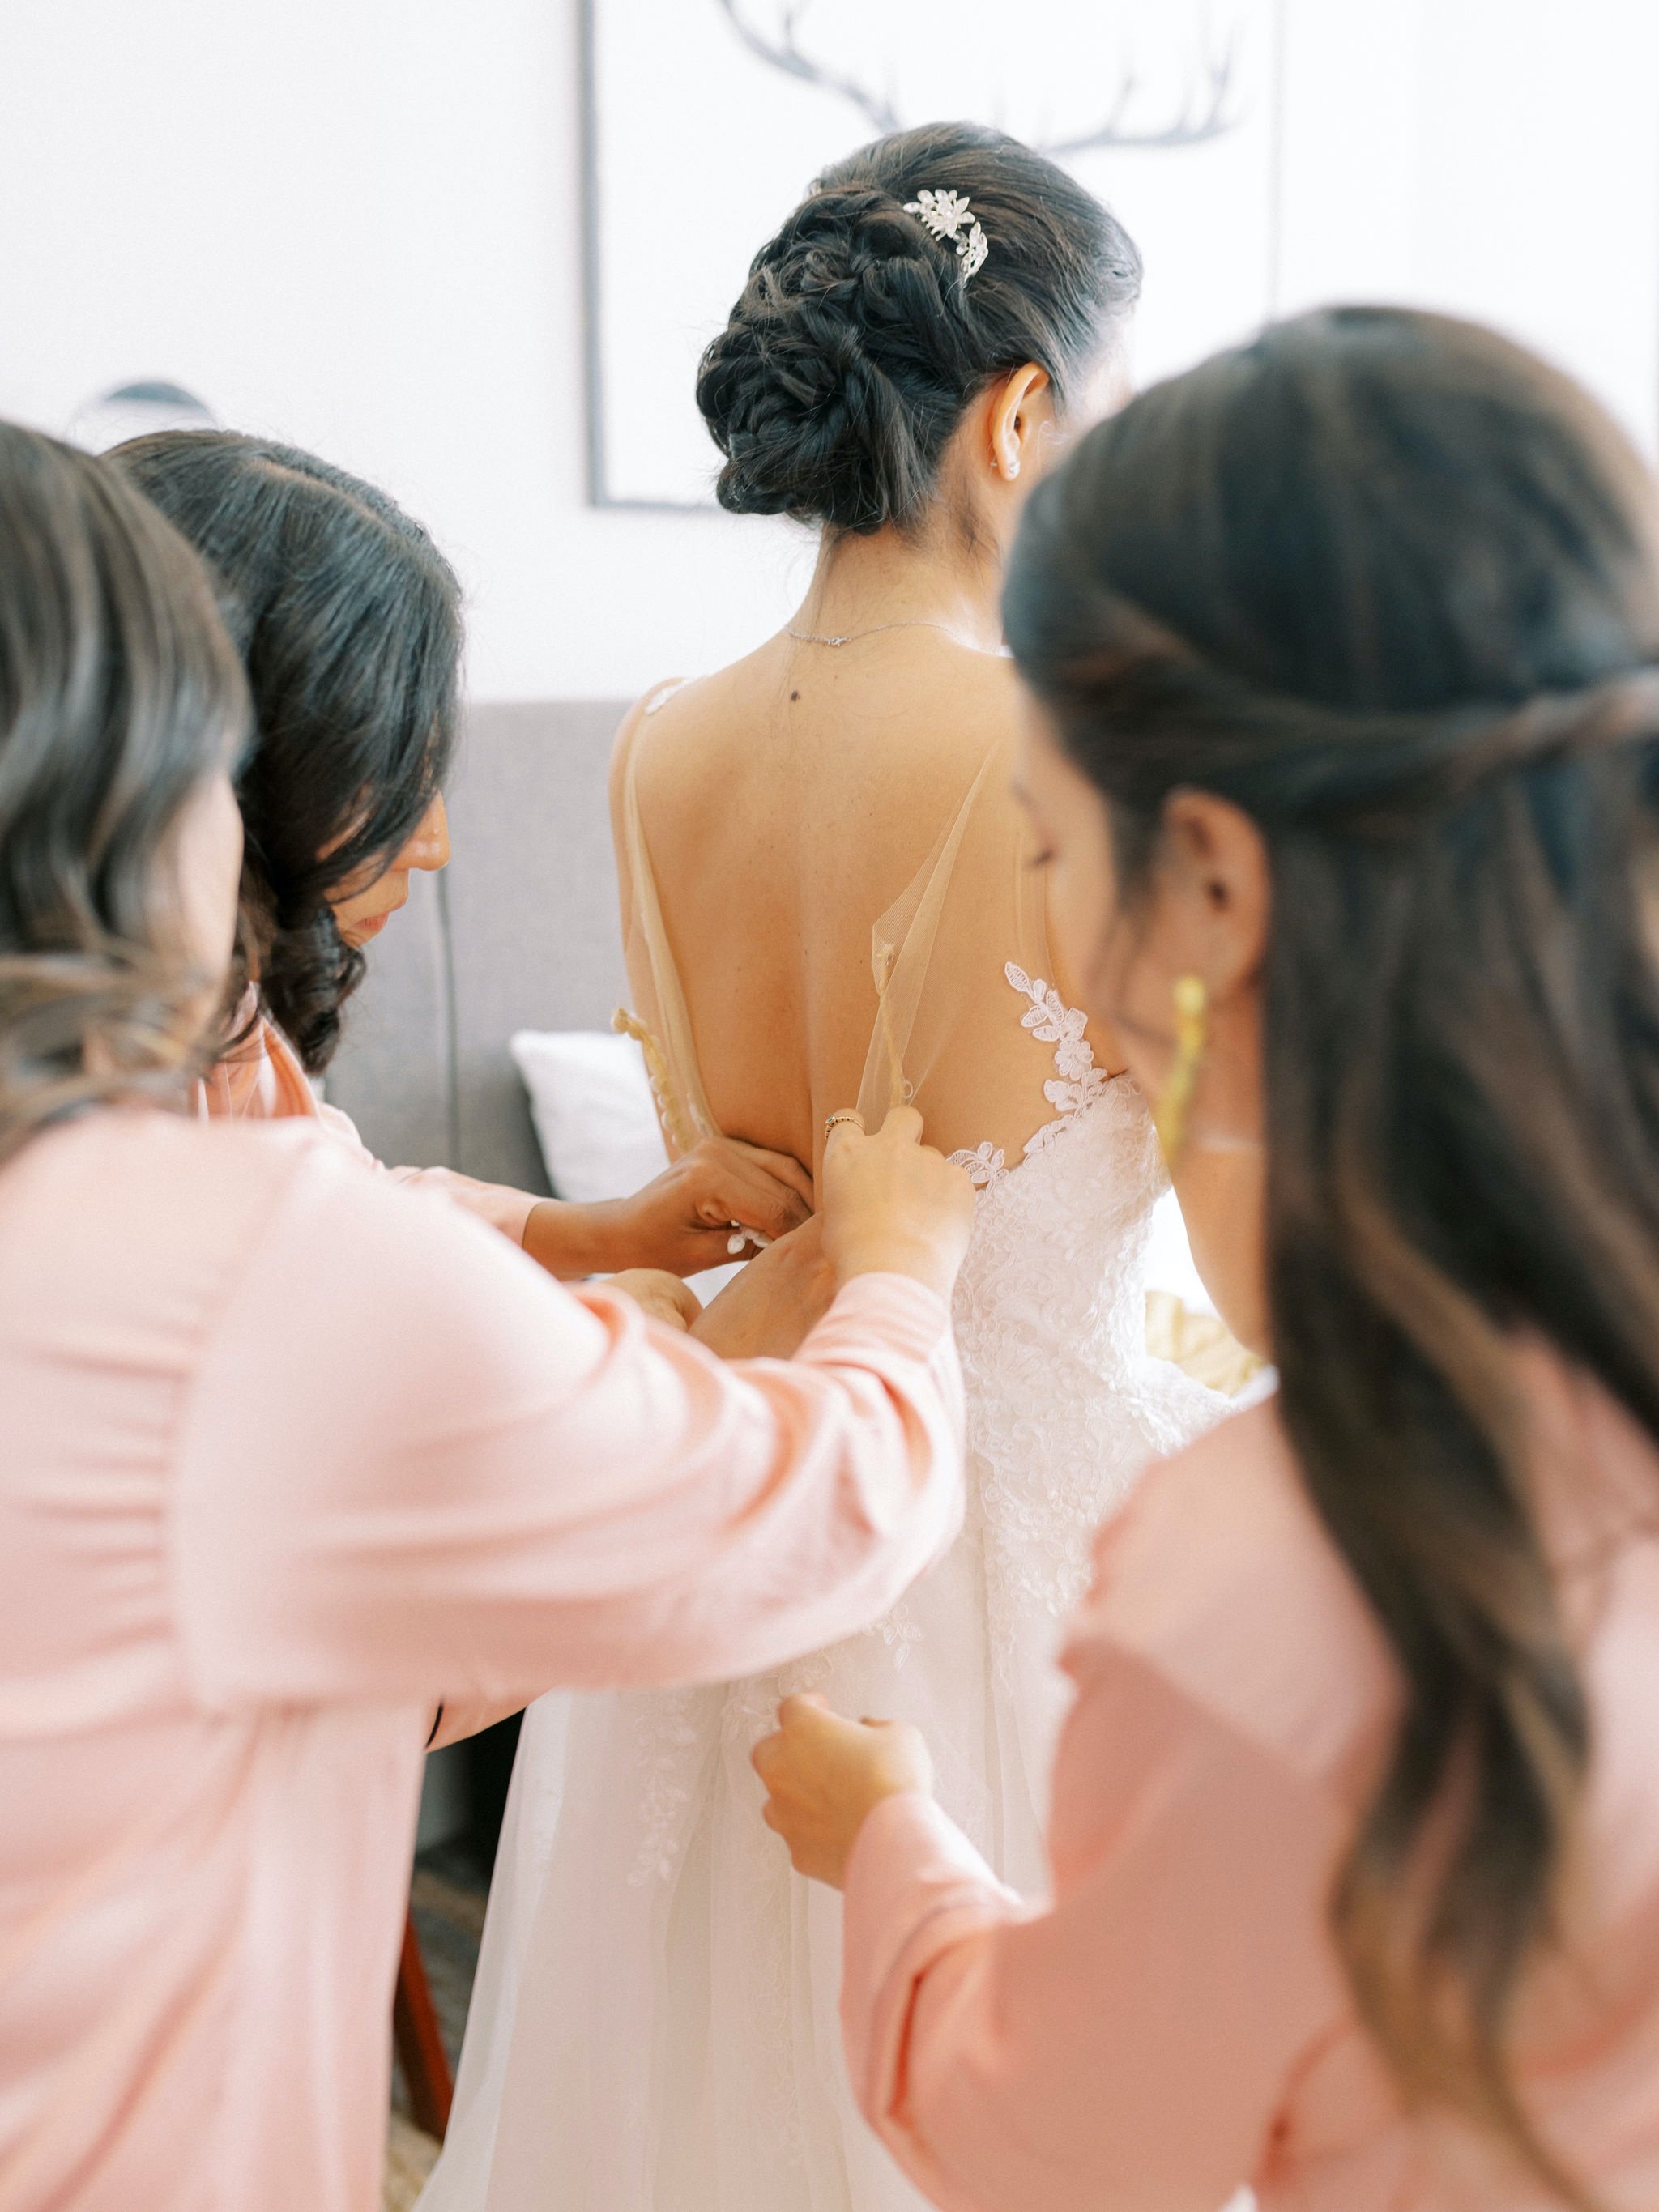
xmin=903 ymin=188 xmax=989 ymax=283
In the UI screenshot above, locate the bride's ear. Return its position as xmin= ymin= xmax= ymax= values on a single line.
xmin=986 ymin=365 xmax=1052 ymax=486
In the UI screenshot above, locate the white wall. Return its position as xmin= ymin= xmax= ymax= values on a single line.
xmin=1273 ymin=0 xmax=1659 ymax=439
xmin=1 ymin=0 xmax=815 ymax=700
xmin=2 ymin=0 xmax=1656 ymax=701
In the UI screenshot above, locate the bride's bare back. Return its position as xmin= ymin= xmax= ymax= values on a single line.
xmin=612 ymin=629 xmax=1113 ymax=1181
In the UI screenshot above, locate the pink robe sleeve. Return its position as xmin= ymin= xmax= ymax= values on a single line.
xmin=315 ymin=1100 xmax=537 ymax=1244
xmin=198 ymin=999 xmax=537 ymax=1243
xmin=839 ymin=1639 xmax=1350 ymax=2212
xmin=169 ymin=1141 xmax=964 ymax=1710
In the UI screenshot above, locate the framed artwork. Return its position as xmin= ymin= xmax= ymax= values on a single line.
xmin=580 ymin=0 xmax=1282 ymax=509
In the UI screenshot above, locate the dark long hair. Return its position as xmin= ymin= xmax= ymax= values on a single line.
xmin=111 ymin=433 xmax=462 ymax=1072
xmin=697 ymin=121 xmax=1141 ymax=535
xmin=1005 ymin=307 xmax=1659 ymax=2201
xmin=0 ymin=420 xmax=249 ymax=1161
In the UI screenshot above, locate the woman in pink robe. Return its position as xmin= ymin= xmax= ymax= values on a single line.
xmin=757 ymin=309 xmax=1659 ymax=2210
xmin=199 ymin=919 xmax=542 ymax=1241
xmin=0 ymin=424 xmax=974 ymax=2212
xmin=113 ymin=430 xmax=815 ymax=1284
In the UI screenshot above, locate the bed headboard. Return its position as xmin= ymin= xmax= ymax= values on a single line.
xmin=324 ymin=699 xmax=632 ymax=1194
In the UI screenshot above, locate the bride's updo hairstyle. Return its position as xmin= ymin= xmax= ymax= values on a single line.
xmin=0 ymin=421 xmax=248 ymax=1162
xmin=697 ymin=121 xmax=1140 ymax=535
xmin=1006 ymin=305 xmax=1659 ymax=2204
xmin=111 ymin=433 xmax=461 ymax=1073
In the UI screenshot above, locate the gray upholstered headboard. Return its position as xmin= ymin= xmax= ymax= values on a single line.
xmin=325 ymin=699 xmax=631 ymax=1193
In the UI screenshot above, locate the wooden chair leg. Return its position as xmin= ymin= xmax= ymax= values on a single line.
xmin=392 ymin=1907 xmax=453 ymax=2142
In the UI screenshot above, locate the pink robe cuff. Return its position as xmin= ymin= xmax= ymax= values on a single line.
xmin=841 ymin=1791 xmax=1022 ymax=2136
xmin=385 ymin=1161 xmax=537 ymax=1244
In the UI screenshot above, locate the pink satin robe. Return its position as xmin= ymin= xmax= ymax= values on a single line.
xmin=197 ymin=995 xmax=535 ymax=1242
xmin=0 ymin=1109 xmax=964 ymax=2212
xmin=842 ymin=1358 xmax=1659 ymax=2211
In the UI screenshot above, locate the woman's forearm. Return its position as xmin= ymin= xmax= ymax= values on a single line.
xmin=836 ymin=1673 xmax=1337 ymax=2212
xmin=382 ymin=1158 xmax=537 ymax=1245
xmin=520 ymin=1196 xmax=631 ymax=1277
xmin=174 ymin=1158 xmax=967 ymax=1708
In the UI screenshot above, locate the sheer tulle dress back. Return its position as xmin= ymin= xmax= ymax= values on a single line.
xmin=420 ymin=690 xmax=1222 ymax=2212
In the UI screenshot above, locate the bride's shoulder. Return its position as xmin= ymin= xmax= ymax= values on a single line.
xmin=610 ymin=672 xmax=706 ymax=792
xmin=615 ymin=672 xmax=692 ymax=747
xmin=611 ymin=662 xmax=749 ymax=757
xmin=608 ymin=667 xmax=766 ymax=845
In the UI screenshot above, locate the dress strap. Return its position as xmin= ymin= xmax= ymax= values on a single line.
xmin=855 ymin=747 xmax=1004 ymax=1126
xmin=946 ymin=967 xmax=1112 ymax=1189
xmin=614 ymin=685 xmax=720 ymax=1152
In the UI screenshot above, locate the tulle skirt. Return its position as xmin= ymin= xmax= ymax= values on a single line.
xmin=419 ymin=1503 xmax=1073 ymax=2211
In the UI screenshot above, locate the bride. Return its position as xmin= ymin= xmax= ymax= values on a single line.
xmin=424 ymin=123 xmax=1222 ymax=2211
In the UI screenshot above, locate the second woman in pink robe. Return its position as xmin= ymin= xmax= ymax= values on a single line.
xmin=2 ymin=1106 xmax=966 ymax=2212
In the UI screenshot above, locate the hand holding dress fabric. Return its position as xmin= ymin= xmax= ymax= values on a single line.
xmin=753 ymin=1694 xmax=933 ymax=1887
xmin=622 ymin=1132 xmax=817 ymax=1267
xmin=524 ymin=1133 xmax=815 ymax=1279
xmin=819 ymin=1105 xmax=977 ymax=1302
xmin=694 ymin=1112 xmax=977 ymax=1359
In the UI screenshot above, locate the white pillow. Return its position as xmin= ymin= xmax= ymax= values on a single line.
xmin=509 ymin=1029 xmax=667 ymax=1204
xmin=509 ymin=1029 xmax=740 ymax=1299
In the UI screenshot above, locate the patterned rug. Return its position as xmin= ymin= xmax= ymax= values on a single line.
xmin=383 ymin=2112 xmax=441 ymax=2211
xmin=382 ymin=1853 xmax=489 ymax=2211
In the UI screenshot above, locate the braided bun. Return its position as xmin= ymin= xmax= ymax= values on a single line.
xmin=697 ymin=121 xmax=1141 ymax=536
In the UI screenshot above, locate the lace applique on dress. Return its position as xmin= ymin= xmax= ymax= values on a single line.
xmin=949 ymin=962 xmax=1109 ymax=1187
xmin=1013 ymin=963 xmax=1108 ymax=1131
xmin=626 ymin=1687 xmax=708 ymax=1889
xmin=950 ymin=1140 xmax=1008 ymax=1189
xmin=859 ymin=1596 xmax=923 ymax=1664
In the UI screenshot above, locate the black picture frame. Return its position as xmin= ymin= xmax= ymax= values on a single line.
xmin=580 ymin=0 xmax=714 ymax=512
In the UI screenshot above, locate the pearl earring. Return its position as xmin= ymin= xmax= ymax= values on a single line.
xmin=1004 ymin=456 xmax=1021 ymax=479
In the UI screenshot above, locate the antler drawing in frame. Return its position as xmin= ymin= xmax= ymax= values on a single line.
xmin=713 ymin=0 xmax=1246 ymax=155
xmin=714 ymin=0 xmax=900 ymax=136
xmin=1045 ymin=13 xmax=1242 ymax=155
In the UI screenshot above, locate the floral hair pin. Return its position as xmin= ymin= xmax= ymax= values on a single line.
xmin=903 ymin=187 xmax=989 ymax=283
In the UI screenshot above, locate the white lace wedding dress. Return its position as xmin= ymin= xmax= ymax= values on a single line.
xmin=420 ymin=725 xmax=1223 ymax=2212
